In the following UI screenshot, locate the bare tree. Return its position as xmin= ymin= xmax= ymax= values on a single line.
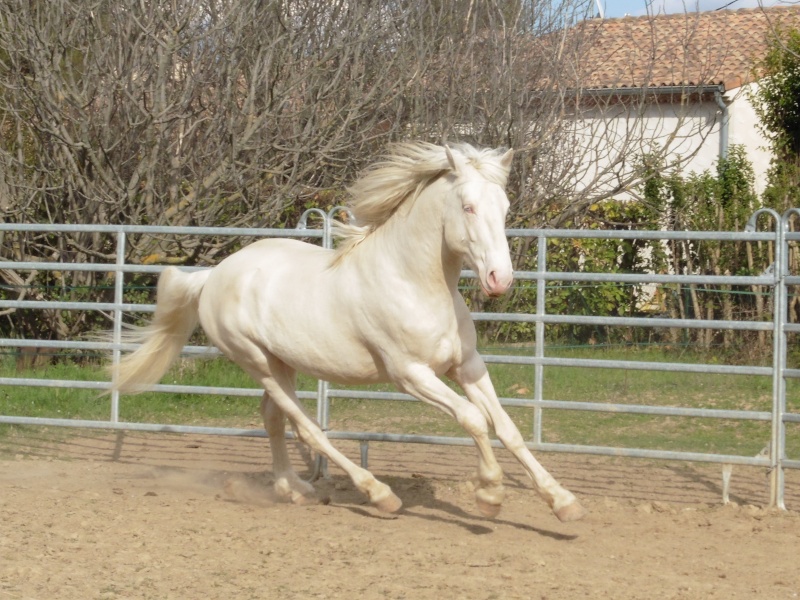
xmin=0 ymin=0 xmax=727 ymax=339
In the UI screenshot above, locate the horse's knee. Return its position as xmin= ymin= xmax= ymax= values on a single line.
xmin=261 ymin=395 xmax=288 ymax=435
xmin=291 ymin=420 xmax=324 ymax=449
xmin=456 ymin=403 xmax=490 ymax=438
xmin=493 ymin=417 xmax=528 ymax=454
xmin=259 ymin=394 xmax=270 ymax=418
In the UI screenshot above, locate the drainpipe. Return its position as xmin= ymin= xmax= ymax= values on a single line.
xmin=714 ymin=88 xmax=730 ymax=161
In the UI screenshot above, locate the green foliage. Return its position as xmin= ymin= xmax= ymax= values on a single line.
xmin=752 ymin=27 xmax=800 ymax=156
xmin=637 ymin=145 xmax=770 ymax=354
xmin=762 ymin=152 xmax=800 ymax=213
xmin=478 ymin=197 xmax=667 ymax=345
xmin=751 ymin=26 xmax=800 ymax=212
xmin=644 ymin=145 xmax=758 ymax=233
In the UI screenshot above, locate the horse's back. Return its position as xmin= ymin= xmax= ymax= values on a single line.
xmin=230 ymin=237 xmax=331 ymax=268
xmin=208 ymin=238 xmax=331 ymax=287
xmin=200 ymin=237 xmax=334 ymax=316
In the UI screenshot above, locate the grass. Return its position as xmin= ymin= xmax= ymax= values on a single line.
xmin=0 ymin=346 xmax=797 ymax=460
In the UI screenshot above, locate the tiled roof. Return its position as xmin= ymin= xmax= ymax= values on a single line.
xmin=572 ymin=6 xmax=800 ymax=90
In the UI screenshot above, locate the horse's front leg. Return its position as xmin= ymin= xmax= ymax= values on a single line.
xmin=396 ymin=364 xmax=506 ymax=517
xmin=448 ymin=353 xmax=587 ymax=523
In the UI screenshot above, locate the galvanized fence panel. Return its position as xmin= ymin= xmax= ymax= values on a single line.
xmin=0 ymin=209 xmax=797 ymax=508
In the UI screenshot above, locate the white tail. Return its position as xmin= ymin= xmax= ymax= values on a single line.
xmin=111 ymin=267 xmax=210 ymax=393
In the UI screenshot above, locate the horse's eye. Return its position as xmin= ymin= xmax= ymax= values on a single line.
xmin=464 ymin=205 xmax=475 ymax=214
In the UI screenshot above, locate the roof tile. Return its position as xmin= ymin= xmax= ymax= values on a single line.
xmin=574 ymin=6 xmax=800 ymax=90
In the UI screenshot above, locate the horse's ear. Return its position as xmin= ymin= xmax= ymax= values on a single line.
xmin=500 ymin=148 xmax=514 ymax=170
xmin=445 ymin=145 xmax=459 ymax=174
xmin=497 ymin=148 xmax=514 ymax=186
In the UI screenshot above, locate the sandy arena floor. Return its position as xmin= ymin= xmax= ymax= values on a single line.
xmin=1 ymin=429 xmax=799 ymax=599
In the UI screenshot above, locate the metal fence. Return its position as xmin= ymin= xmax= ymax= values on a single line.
xmin=1 ymin=208 xmax=798 ymax=508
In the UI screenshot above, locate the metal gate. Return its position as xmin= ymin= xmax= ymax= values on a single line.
xmin=1 ymin=208 xmax=798 ymax=507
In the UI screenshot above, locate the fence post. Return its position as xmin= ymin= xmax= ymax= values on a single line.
xmin=533 ymin=234 xmax=547 ymax=446
xmin=774 ymin=208 xmax=800 ymax=509
xmin=308 ymin=206 xmax=358 ymax=478
xmin=110 ymin=230 xmax=126 ymax=423
xmin=747 ymin=208 xmax=784 ymax=509
xmin=298 ymin=208 xmax=330 ymax=480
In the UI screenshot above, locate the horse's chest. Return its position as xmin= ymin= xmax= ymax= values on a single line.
xmin=393 ymin=314 xmax=463 ymax=372
xmin=427 ymin=336 xmax=461 ymax=375
xmin=355 ymin=280 xmax=470 ymax=375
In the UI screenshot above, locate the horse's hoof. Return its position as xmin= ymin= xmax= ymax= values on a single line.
xmin=475 ymin=483 xmax=504 ymax=518
xmin=554 ymin=500 xmax=587 ymax=522
xmin=292 ymin=491 xmax=326 ymax=506
xmin=373 ymin=491 xmax=403 ymax=513
xmin=274 ymin=477 xmax=321 ymax=506
xmin=476 ymin=497 xmax=502 ymax=518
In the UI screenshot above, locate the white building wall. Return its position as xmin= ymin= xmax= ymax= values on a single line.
xmin=568 ymin=84 xmax=773 ymax=199
xmin=725 ymin=83 xmax=773 ymax=195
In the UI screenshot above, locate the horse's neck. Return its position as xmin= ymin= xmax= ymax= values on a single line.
xmin=362 ymin=182 xmax=462 ymax=293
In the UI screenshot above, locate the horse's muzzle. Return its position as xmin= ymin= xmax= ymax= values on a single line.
xmin=484 ymin=270 xmax=514 ymax=297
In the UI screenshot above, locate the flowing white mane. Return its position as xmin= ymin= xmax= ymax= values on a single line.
xmin=333 ymin=142 xmax=511 ymax=256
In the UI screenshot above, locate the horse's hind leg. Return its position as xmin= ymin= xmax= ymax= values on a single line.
xmin=260 ymin=392 xmax=319 ymax=505
xmin=257 ymin=360 xmax=402 ymax=513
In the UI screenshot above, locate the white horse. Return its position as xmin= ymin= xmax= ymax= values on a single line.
xmin=112 ymin=142 xmax=586 ymax=522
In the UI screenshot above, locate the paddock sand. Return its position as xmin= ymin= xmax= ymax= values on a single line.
xmin=1 ymin=429 xmax=799 ymax=600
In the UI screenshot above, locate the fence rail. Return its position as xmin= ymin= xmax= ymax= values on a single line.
xmin=0 ymin=207 xmax=798 ymax=508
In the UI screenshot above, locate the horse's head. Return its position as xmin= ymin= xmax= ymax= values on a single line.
xmin=443 ymin=146 xmax=514 ymax=298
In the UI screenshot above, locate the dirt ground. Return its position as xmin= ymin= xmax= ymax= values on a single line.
xmin=1 ymin=429 xmax=799 ymax=600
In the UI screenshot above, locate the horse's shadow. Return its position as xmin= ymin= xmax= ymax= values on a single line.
xmin=316 ymin=473 xmax=578 ymax=541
